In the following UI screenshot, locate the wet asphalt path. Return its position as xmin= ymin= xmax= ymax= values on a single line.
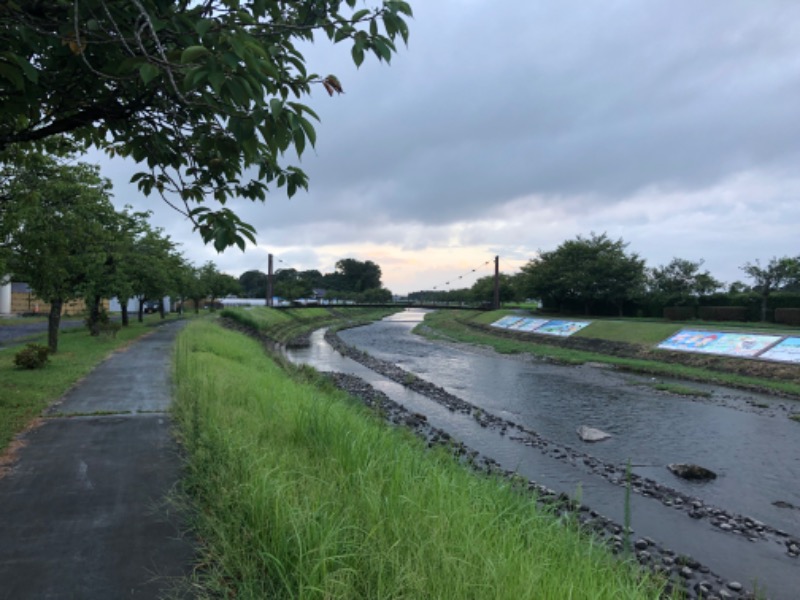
xmin=0 ymin=320 xmax=193 ymax=599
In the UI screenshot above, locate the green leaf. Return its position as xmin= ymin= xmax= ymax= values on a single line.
xmin=270 ymin=98 xmax=283 ymax=121
xmin=373 ymin=38 xmax=393 ymax=62
xmin=180 ymin=45 xmax=211 ymax=64
xmin=195 ymin=19 xmax=214 ymax=38
xmin=297 ymin=115 xmax=317 ymax=147
xmin=139 ymin=63 xmax=160 ymax=85
xmin=0 ymin=63 xmax=24 ymax=90
xmin=351 ymin=44 xmax=365 ymax=67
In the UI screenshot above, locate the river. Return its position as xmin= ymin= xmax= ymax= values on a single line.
xmin=285 ymin=309 xmax=800 ymax=599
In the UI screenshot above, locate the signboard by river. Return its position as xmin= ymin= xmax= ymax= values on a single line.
xmin=658 ymin=329 xmax=800 ymax=363
xmin=657 ymin=330 xmax=781 ymax=357
xmin=490 ymin=317 xmax=590 ymax=337
xmin=760 ymin=337 xmax=800 ymax=363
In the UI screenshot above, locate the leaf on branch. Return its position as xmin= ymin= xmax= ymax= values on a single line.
xmin=322 ymin=74 xmax=344 ymax=96
xmin=181 ymin=45 xmax=211 ymax=64
xmin=139 ymin=63 xmax=160 ymax=85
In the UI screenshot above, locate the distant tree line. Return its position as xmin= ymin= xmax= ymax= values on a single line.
xmin=407 ymin=232 xmax=800 ymax=322
xmin=1 ymin=154 xmax=239 ymax=352
xmin=238 ymin=258 xmax=391 ymax=304
xmin=1 ymin=153 xmax=399 ymax=354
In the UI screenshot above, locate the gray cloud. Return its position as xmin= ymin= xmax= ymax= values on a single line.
xmin=92 ymin=0 xmax=800 ymax=293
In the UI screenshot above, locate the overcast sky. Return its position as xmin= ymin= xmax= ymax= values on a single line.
xmin=95 ymin=0 xmax=800 ymax=295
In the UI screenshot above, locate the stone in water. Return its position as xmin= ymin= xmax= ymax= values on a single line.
xmin=577 ymin=425 xmax=612 ymax=442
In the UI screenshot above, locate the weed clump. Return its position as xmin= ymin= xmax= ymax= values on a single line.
xmin=14 ymin=343 xmax=50 ymax=369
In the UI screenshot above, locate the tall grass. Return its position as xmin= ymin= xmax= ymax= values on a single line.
xmin=174 ymin=321 xmax=665 ymax=599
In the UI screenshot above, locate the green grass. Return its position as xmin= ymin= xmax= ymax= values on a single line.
xmin=647 ymin=382 xmax=712 ymax=398
xmin=222 ymin=306 xmax=400 ymax=343
xmin=0 ymin=314 xmax=186 ymax=452
xmin=173 ymin=321 xmax=668 ymax=599
xmin=575 ymin=321 xmax=682 ymax=345
xmin=416 ymin=311 xmax=800 ymax=397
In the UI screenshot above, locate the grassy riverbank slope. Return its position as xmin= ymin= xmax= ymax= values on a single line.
xmin=416 ymin=310 xmax=800 ymax=399
xmin=173 ymin=320 xmax=667 ymax=599
xmin=220 ymin=306 xmax=400 ymax=344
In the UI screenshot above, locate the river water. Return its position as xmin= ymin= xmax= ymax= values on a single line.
xmin=285 ymin=309 xmax=800 ymax=599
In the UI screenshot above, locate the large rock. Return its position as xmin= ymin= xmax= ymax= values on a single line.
xmin=667 ymin=463 xmax=717 ymax=481
xmin=576 ymin=425 xmax=612 ymax=442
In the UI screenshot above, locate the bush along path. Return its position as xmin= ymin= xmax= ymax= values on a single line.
xmin=323 ymin=328 xmax=790 ymax=600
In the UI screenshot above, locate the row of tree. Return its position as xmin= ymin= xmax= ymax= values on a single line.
xmin=1 ymin=153 xmax=395 ymax=352
xmin=409 ymin=233 xmax=800 ymax=321
xmin=0 ymin=154 xmax=239 ymax=352
xmin=238 ymin=258 xmax=391 ymax=303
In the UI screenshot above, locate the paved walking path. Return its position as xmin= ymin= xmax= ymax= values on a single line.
xmin=0 ymin=321 xmax=194 ymax=599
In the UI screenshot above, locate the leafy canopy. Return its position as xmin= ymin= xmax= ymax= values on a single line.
xmin=521 ymin=232 xmax=646 ymax=314
xmin=648 ymin=257 xmax=721 ymax=302
xmin=0 ymin=0 xmax=412 ymax=250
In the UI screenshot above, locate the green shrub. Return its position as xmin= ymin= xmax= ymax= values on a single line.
xmin=14 ymin=343 xmax=50 ymax=369
xmin=663 ymin=306 xmax=695 ymax=321
xmin=698 ymin=306 xmax=748 ymax=321
xmin=775 ymin=308 xmax=800 ymax=326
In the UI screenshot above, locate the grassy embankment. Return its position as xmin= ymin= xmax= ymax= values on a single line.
xmin=173 ymin=319 xmax=669 ymax=599
xmin=220 ymin=305 xmax=400 ymax=342
xmin=0 ymin=313 xmax=188 ymax=452
xmin=417 ymin=309 xmax=800 ymax=398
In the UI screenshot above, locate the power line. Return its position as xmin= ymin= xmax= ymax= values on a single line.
xmin=432 ymin=259 xmax=493 ymax=291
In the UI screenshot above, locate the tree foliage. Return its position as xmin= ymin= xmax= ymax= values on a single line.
xmin=0 ymin=0 xmax=412 ymax=250
xmin=520 ymin=232 xmax=646 ymax=316
xmin=741 ymin=256 xmax=800 ymax=321
xmin=470 ymin=274 xmax=518 ymax=305
xmin=324 ymin=258 xmax=383 ymax=292
xmin=239 ymin=269 xmax=268 ymax=298
xmin=2 ymin=155 xmax=117 ymax=351
xmin=648 ymin=257 xmax=721 ymax=304
xmin=198 ymin=261 xmax=241 ymax=309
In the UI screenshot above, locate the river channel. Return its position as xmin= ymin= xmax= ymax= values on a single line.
xmin=284 ymin=309 xmax=800 ymax=599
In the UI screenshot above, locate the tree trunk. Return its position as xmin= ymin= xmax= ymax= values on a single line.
xmin=120 ymin=298 xmax=129 ymax=327
xmin=159 ymin=297 xmax=166 ymax=319
xmin=88 ymin=294 xmax=102 ymax=336
xmin=48 ymin=299 xmax=63 ymax=353
xmin=137 ymin=297 xmax=145 ymax=323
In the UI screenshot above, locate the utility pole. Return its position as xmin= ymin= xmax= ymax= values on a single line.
xmin=266 ymin=253 xmax=274 ymax=307
xmin=493 ymin=255 xmax=500 ymax=310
